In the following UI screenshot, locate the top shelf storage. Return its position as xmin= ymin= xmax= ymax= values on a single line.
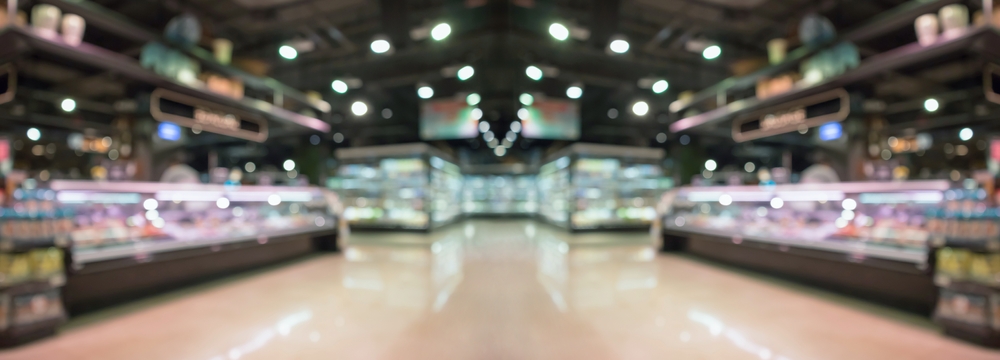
xmin=670 ymin=25 xmax=1000 ymax=133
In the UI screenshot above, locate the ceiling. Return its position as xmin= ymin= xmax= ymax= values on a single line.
xmin=48 ymin=0 xmax=921 ymax=162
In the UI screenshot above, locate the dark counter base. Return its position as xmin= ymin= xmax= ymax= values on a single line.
xmin=63 ymin=229 xmax=336 ymax=314
xmin=676 ymin=231 xmax=937 ymax=314
xmin=0 ymin=317 xmax=66 ymax=348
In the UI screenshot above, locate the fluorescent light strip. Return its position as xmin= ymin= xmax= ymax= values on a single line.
xmin=859 ymin=192 xmax=943 ymax=204
xmin=56 ymin=192 xmax=142 ymax=204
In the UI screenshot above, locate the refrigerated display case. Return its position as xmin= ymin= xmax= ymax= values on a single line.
xmin=462 ymin=174 xmax=538 ymax=216
xmin=539 ymin=143 xmax=669 ymax=230
xmin=331 ymin=143 xmax=462 ymax=230
xmin=657 ymin=181 xmax=950 ymax=310
xmin=46 ymin=180 xmax=342 ymax=312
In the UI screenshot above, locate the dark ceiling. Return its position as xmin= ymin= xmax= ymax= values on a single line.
xmin=49 ymin=0 xmax=919 ymax=160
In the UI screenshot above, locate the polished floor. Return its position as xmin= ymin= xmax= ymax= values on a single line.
xmin=2 ymin=219 xmax=998 ymax=359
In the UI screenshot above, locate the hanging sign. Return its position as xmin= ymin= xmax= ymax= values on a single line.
xmin=150 ymin=88 xmax=268 ymax=142
xmin=732 ymin=88 xmax=850 ymax=142
xmin=983 ymin=63 xmax=1000 ymax=105
xmin=0 ymin=64 xmax=17 ymax=105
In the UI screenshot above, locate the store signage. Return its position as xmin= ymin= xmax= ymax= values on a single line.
xmin=732 ymin=88 xmax=850 ymax=142
xmin=150 ymin=88 xmax=268 ymax=142
xmin=0 ymin=64 xmax=17 ymax=106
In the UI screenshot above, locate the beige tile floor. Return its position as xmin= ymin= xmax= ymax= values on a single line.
xmin=2 ymin=219 xmax=998 ymax=359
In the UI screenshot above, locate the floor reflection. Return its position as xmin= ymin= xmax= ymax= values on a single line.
xmin=2 ymin=219 xmax=995 ymax=360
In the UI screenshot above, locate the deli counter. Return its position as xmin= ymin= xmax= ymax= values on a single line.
xmin=656 ymin=181 xmax=951 ymax=311
xmin=48 ymin=180 xmax=343 ymax=312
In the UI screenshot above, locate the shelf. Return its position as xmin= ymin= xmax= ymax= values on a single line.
xmin=36 ymin=0 xmax=331 ymax=115
xmin=0 ymin=276 xmax=66 ymax=294
xmin=72 ymin=221 xmax=336 ymax=264
xmin=931 ymin=236 xmax=1000 ymax=252
xmin=664 ymin=223 xmax=928 ymax=264
xmin=670 ymin=26 xmax=1000 ymax=133
xmin=668 ymin=0 xmax=964 ymax=115
xmin=0 ymin=26 xmax=329 ymax=134
xmin=0 ymin=235 xmax=70 ymax=252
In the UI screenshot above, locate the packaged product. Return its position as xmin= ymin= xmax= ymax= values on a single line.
xmin=936 ymin=247 xmax=972 ymax=280
xmin=11 ymin=290 xmax=63 ymax=325
xmin=936 ymin=289 xmax=989 ymax=325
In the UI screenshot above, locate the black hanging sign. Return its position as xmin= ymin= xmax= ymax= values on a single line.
xmin=150 ymin=88 xmax=268 ymax=142
xmin=0 ymin=64 xmax=17 ymax=106
xmin=983 ymin=63 xmax=1000 ymax=105
xmin=732 ymin=88 xmax=850 ymax=142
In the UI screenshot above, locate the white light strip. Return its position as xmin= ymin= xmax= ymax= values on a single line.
xmin=154 ymin=190 xmax=225 ymax=202
xmin=686 ymin=191 xmax=842 ymax=203
xmin=859 ymin=192 xmax=943 ymax=204
xmin=56 ymin=192 xmax=142 ymax=204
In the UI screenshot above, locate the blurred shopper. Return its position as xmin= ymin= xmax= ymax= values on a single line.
xmin=160 ymin=152 xmax=200 ymax=183
xmin=800 ymin=152 xmax=840 ymax=183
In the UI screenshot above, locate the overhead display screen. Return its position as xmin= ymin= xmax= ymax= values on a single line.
xmin=420 ymin=99 xmax=479 ymax=140
xmin=520 ymin=99 xmax=580 ymax=140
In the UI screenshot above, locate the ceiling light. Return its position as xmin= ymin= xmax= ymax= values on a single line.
xmin=549 ymin=23 xmax=569 ymax=41
xmin=506 ymin=131 xmax=517 ymax=142
xmin=471 ymin=108 xmax=483 ymax=120
xmin=656 ymin=133 xmax=667 ymax=143
xmin=479 ymin=121 xmax=490 ymax=133
xmin=431 ymin=23 xmax=451 ymax=41
xmin=494 ymin=146 xmax=507 ymax=156
xmin=517 ymin=108 xmax=529 ymax=120
xmin=457 ymin=65 xmax=475 ymax=81
xmin=566 ymin=86 xmax=582 ymax=99
xmin=525 ymin=66 xmax=543 ymax=81
xmin=960 ymin=127 xmax=973 ymax=141
xmin=382 ymin=108 xmax=392 ymax=119
xmin=331 ymin=80 xmax=348 ymax=94
xmin=609 ymin=39 xmax=629 ymax=54
xmin=467 ymin=93 xmax=481 ymax=106
xmin=632 ymin=101 xmax=649 ymax=116
xmin=745 ymin=162 xmax=755 ymax=172
xmin=702 ymin=45 xmax=721 ymax=60
xmin=924 ymin=98 xmax=940 ymax=112
xmin=417 ymin=86 xmax=434 ymax=99
xmin=61 ymin=98 xmax=76 ymax=112
xmin=279 ymin=45 xmax=297 ymax=60
xmin=351 ymin=101 xmax=368 ymax=116
xmin=283 ymin=159 xmax=296 ymax=171
xmin=370 ymin=39 xmax=391 ymax=54
xmin=705 ymin=159 xmax=717 ymax=171
xmin=511 ymin=121 xmax=522 ymax=133
xmin=27 ymin=127 xmax=40 ymax=141
xmin=484 ymin=131 xmax=495 ymax=142
xmin=519 ymin=93 xmax=534 ymax=106
xmin=652 ymin=80 xmax=669 ymax=94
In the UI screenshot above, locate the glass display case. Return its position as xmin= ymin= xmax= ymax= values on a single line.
xmin=331 ymin=144 xmax=462 ymax=230
xmin=659 ymin=181 xmax=951 ymax=264
xmin=48 ymin=180 xmax=339 ymax=265
xmin=462 ymin=175 xmax=538 ymax=216
xmin=539 ymin=144 xmax=669 ymax=230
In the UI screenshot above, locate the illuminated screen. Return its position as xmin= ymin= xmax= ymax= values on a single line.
xmin=521 ymin=99 xmax=580 ymax=140
xmin=420 ymin=99 xmax=479 ymax=140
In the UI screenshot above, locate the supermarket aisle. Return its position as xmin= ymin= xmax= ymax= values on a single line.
xmin=1 ymin=220 xmax=997 ymax=360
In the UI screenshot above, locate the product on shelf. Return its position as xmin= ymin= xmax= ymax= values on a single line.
xmin=46 ymin=181 xmax=338 ymax=264
xmin=663 ymin=181 xmax=951 ymax=263
xmin=11 ymin=289 xmax=63 ymax=326
xmin=937 ymin=289 xmax=990 ymax=325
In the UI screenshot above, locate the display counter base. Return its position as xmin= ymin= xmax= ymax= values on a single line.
xmin=672 ymin=230 xmax=937 ymax=314
xmin=937 ymin=317 xmax=1000 ymax=348
xmin=63 ymin=229 xmax=336 ymax=314
xmin=0 ymin=316 xmax=66 ymax=348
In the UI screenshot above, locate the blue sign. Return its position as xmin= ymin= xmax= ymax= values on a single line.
xmin=818 ymin=122 xmax=842 ymax=141
xmin=157 ymin=122 xmax=181 ymax=141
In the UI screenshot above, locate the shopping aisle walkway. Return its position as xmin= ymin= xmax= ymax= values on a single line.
xmin=1 ymin=220 xmax=997 ymax=359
